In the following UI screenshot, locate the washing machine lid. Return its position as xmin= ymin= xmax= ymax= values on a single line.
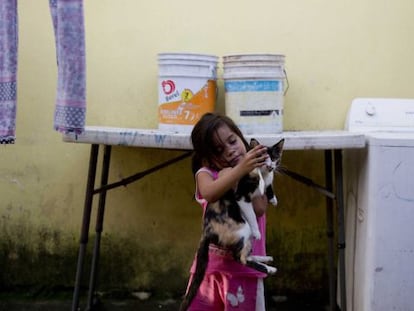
xmin=346 ymin=98 xmax=414 ymax=132
xmin=346 ymin=98 xmax=414 ymax=146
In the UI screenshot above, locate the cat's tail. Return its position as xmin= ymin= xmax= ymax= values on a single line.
xmin=179 ymin=236 xmax=210 ymax=311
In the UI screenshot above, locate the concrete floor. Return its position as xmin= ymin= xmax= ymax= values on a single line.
xmin=0 ymin=296 xmax=330 ymax=311
xmin=0 ymin=286 xmax=330 ymax=310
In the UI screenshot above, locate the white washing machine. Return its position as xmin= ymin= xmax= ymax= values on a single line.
xmin=344 ymin=98 xmax=414 ymax=311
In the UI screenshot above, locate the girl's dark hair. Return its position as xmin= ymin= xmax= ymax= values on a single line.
xmin=190 ymin=112 xmax=249 ymax=175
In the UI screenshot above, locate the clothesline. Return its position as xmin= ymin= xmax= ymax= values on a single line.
xmin=0 ymin=0 xmax=86 ymax=144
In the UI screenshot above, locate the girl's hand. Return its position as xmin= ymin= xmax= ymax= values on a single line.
xmin=238 ymin=145 xmax=268 ymax=174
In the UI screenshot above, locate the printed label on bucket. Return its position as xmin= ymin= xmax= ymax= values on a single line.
xmin=224 ymin=80 xmax=284 ymax=134
xmin=158 ymin=79 xmax=216 ymax=126
xmin=225 ymin=80 xmax=282 ymax=92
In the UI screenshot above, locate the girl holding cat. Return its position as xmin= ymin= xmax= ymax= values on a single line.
xmin=184 ymin=112 xmax=273 ymax=311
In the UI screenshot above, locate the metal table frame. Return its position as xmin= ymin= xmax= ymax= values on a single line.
xmin=63 ymin=127 xmax=365 ymax=311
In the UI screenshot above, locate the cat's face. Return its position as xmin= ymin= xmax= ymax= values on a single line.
xmin=250 ymin=138 xmax=284 ymax=172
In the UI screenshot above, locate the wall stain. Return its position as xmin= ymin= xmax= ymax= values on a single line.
xmin=1 ymin=150 xmax=331 ymax=299
xmin=0 ymin=222 xmax=189 ymax=297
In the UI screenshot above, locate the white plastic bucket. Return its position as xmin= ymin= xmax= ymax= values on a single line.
xmin=223 ymin=54 xmax=286 ymax=134
xmin=158 ymin=53 xmax=218 ymax=133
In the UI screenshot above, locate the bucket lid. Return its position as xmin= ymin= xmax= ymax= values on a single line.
xmin=158 ymin=60 xmax=218 ymax=67
xmin=158 ymin=52 xmax=219 ymax=63
xmin=223 ymin=54 xmax=285 ymax=64
xmin=223 ymin=62 xmax=284 ymax=68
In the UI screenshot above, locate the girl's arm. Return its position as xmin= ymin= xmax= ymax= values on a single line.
xmin=197 ymin=145 xmax=268 ymax=203
xmin=196 ymin=166 xmax=245 ymax=203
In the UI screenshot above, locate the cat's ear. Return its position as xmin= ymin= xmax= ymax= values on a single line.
xmin=271 ymin=139 xmax=284 ymax=158
xmin=250 ymin=138 xmax=260 ymax=148
xmin=276 ymin=138 xmax=284 ymax=149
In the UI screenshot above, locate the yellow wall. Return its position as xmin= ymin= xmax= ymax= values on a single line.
xmin=1 ymin=0 xmax=414 ymax=296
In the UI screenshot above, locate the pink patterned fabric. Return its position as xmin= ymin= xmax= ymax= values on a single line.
xmin=0 ymin=0 xmax=18 ymax=144
xmin=49 ymin=0 xmax=86 ymax=134
xmin=186 ymin=271 xmax=260 ymax=310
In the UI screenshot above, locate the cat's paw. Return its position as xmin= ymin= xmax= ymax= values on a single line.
xmin=252 ymin=230 xmax=261 ymax=240
xmin=247 ymin=255 xmax=273 ymax=263
xmin=269 ymin=197 xmax=278 ymax=206
xmin=266 ymin=266 xmax=278 ymax=275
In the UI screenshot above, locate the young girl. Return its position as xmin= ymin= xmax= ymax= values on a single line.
xmin=185 ymin=112 xmax=273 ymax=310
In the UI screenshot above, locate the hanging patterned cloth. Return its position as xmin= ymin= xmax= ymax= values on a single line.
xmin=0 ymin=0 xmax=18 ymax=144
xmin=49 ymin=0 xmax=86 ymax=135
xmin=0 ymin=0 xmax=86 ymax=144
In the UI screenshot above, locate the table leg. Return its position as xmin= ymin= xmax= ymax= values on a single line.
xmin=86 ymin=145 xmax=112 ymax=310
xmin=72 ymin=144 xmax=99 ymax=311
xmin=334 ymin=150 xmax=347 ymax=311
xmin=325 ymin=150 xmax=337 ymax=311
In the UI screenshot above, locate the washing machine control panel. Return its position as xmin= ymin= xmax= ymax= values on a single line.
xmin=364 ymin=102 xmax=377 ymax=116
xmin=346 ymin=98 xmax=414 ymax=132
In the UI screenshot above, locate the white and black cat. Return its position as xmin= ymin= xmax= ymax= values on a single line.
xmin=180 ymin=138 xmax=284 ymax=311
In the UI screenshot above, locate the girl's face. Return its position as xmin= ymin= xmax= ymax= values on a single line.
xmin=212 ymin=124 xmax=247 ymax=169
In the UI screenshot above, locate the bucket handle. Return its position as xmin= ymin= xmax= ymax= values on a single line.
xmin=283 ymin=69 xmax=289 ymax=96
xmin=208 ymin=65 xmax=219 ymax=101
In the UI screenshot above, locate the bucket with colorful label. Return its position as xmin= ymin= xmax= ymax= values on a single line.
xmin=158 ymin=53 xmax=218 ymax=133
xmin=223 ymin=54 xmax=286 ymax=134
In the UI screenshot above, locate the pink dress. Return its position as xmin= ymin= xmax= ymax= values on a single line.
xmin=187 ymin=167 xmax=267 ymax=310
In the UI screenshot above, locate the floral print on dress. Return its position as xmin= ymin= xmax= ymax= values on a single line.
xmin=227 ymin=285 xmax=246 ymax=307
